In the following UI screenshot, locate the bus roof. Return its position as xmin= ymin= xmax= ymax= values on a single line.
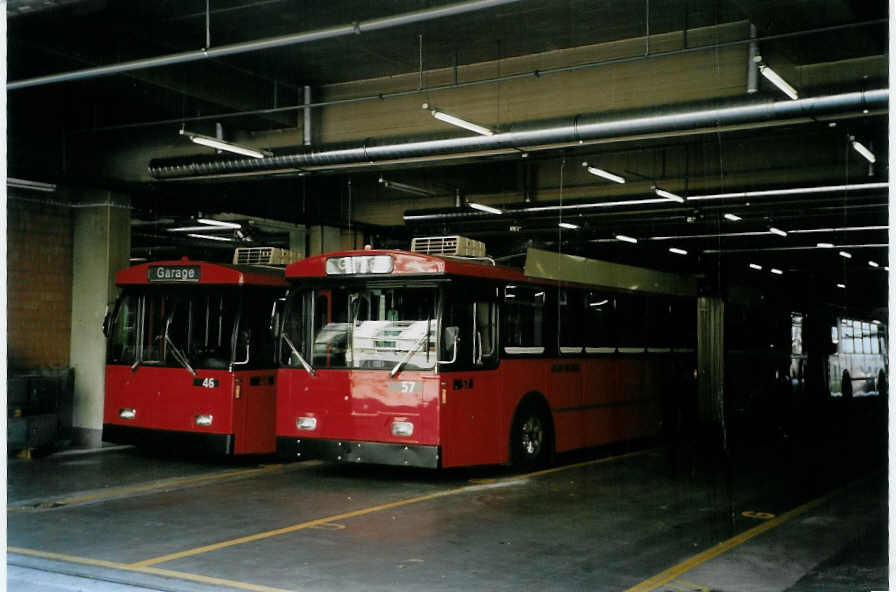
xmin=116 ymin=259 xmax=287 ymax=287
xmin=285 ymin=249 xmax=528 ymax=283
xmin=285 ymin=248 xmax=697 ymax=297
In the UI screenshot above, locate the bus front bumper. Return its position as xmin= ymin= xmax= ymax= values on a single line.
xmin=102 ymin=424 xmax=234 ymax=455
xmin=277 ymin=436 xmax=440 ymax=469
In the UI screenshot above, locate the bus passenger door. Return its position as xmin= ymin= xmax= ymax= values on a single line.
xmin=232 ymin=293 xmax=278 ymax=454
xmin=439 ymin=288 xmax=503 ymax=467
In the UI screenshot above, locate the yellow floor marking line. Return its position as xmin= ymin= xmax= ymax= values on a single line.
xmin=9 ymin=547 xmax=129 ymax=570
xmin=8 ymin=547 xmax=297 ymax=592
xmin=624 ymin=488 xmax=840 ymax=592
xmin=136 ymin=566 xmax=299 ymax=592
xmin=518 ymin=448 xmax=656 ymax=480
xmin=128 ymin=486 xmax=470 ymax=567
xmin=9 ymin=465 xmax=285 ymax=510
xmin=131 ymin=448 xmax=654 ymax=568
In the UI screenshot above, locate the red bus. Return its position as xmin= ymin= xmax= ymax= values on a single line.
xmin=103 ymin=258 xmax=287 ymax=455
xmin=274 ymin=242 xmax=696 ymax=469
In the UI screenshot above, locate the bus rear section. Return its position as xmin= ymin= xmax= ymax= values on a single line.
xmin=103 ymin=259 xmax=287 ymax=455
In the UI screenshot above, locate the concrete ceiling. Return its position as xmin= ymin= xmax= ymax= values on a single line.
xmin=7 ymin=0 xmax=889 ymax=307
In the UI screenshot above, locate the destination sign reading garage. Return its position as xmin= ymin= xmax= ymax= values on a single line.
xmin=147 ymin=265 xmax=201 ymax=283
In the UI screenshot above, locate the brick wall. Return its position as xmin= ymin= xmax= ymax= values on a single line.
xmin=7 ymin=196 xmax=73 ymax=369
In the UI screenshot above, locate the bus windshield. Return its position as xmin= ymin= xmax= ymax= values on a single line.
xmin=281 ymin=286 xmax=438 ymax=371
xmin=107 ymin=288 xmax=240 ymax=370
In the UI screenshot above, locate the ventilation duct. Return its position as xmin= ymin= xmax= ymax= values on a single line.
xmin=149 ymin=89 xmax=887 ymax=180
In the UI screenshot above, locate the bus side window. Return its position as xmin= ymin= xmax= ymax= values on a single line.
xmin=616 ymin=293 xmax=646 ymax=351
xmin=585 ymin=291 xmax=614 ymax=353
xmin=559 ymin=288 xmax=583 ymax=354
xmin=646 ymin=296 xmax=671 ymax=350
xmin=840 ymin=320 xmax=853 ymax=354
xmin=502 ymin=285 xmax=545 ymax=355
xmin=475 ymin=300 xmax=498 ymax=364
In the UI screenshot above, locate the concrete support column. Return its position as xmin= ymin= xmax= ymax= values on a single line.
xmin=68 ymin=193 xmax=130 ymax=448
xmin=697 ymin=296 xmax=726 ymax=428
xmin=288 ymin=230 xmax=306 ymax=258
xmin=307 ymin=225 xmax=342 ymax=257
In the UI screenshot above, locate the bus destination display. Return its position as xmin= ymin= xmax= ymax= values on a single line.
xmin=147 ymin=265 xmax=201 ymax=283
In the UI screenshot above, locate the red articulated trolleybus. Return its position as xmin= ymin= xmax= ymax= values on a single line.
xmin=103 ymin=249 xmax=296 ymax=455
xmin=275 ymin=237 xmax=697 ymax=469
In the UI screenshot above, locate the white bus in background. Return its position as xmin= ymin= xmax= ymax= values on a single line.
xmin=828 ymin=317 xmax=887 ymax=398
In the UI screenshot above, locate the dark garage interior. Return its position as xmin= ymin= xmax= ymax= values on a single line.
xmin=4 ymin=1 xmax=890 ymax=590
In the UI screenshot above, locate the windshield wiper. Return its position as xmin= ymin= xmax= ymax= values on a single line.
xmin=165 ymin=333 xmax=197 ymax=376
xmin=282 ymin=333 xmax=316 ymax=376
xmin=164 ymin=317 xmax=196 ymax=376
xmin=390 ymin=333 xmax=430 ymax=378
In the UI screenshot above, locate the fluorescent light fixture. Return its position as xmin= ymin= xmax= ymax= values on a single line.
xmin=723 ymin=213 xmax=742 ymax=222
xmin=668 ymin=247 xmax=688 ymax=255
xmin=837 ymin=283 xmax=846 ymax=289
xmin=816 ymin=242 xmax=835 ymax=248
xmin=615 ymin=234 xmax=638 ymax=243
xmin=197 ymin=218 xmax=241 ymax=229
xmin=423 ymin=103 xmax=493 ymax=136
xmin=379 ymin=177 xmax=434 ymax=197
xmin=582 ymin=162 xmax=625 ymax=184
xmin=169 ymin=219 xmax=242 ymax=233
xmin=838 ymin=251 xmax=852 ymax=259
xmin=654 ymin=187 xmax=685 ymax=203
xmin=180 ymin=129 xmax=271 ymax=159
xmin=589 ymin=299 xmax=609 ymax=307
xmin=868 ymin=260 xmax=879 ymax=268
xmin=758 ymin=62 xmax=798 ymax=100
xmin=851 ymin=139 xmax=876 ymax=163
xmin=8 ymin=177 xmax=57 ymax=192
xmin=686 ymin=182 xmax=887 ymax=202
xmin=469 ymin=202 xmax=503 ymax=215
xmin=770 ymin=268 xmax=784 ymax=275
xmin=768 ymin=227 xmax=788 ymax=237
xmin=186 ymin=233 xmax=235 ymax=242
xmin=749 ymin=263 xmax=763 ymax=270
xmin=558 ymin=222 xmax=580 ymax=230
xmin=169 ymin=225 xmax=235 ymax=232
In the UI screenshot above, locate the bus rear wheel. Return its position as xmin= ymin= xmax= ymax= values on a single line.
xmin=510 ymin=403 xmax=552 ymax=470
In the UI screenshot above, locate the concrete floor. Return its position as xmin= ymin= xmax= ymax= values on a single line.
xmin=7 ymin=430 xmax=887 ymax=592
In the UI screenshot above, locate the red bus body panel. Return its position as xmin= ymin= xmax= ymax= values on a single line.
xmin=276 ymin=356 xmax=670 ymax=468
xmin=104 ymin=365 xmax=277 ymax=454
xmin=276 ymin=369 xmax=441 ymax=446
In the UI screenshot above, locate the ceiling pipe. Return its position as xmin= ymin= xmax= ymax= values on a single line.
xmin=149 ymin=88 xmax=888 ymax=180
xmin=8 ymin=0 xmax=524 ymax=90
xmin=81 ymin=18 xmax=888 ymax=134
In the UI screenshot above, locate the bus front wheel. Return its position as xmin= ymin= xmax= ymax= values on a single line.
xmin=510 ymin=402 xmax=552 ymax=470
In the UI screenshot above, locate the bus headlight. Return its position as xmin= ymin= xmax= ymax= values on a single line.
xmin=195 ymin=414 xmax=214 ymax=426
xmin=297 ymin=417 xmax=317 ymax=431
xmin=391 ymin=420 xmax=414 ymax=437
xmin=119 ymin=408 xmax=136 ymax=420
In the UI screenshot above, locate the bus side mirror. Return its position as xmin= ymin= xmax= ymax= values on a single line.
xmin=439 ymin=326 xmax=459 ymax=364
xmin=230 ymin=330 xmax=251 ymax=372
xmin=101 ymin=305 xmax=111 ymax=337
xmin=270 ymin=298 xmax=286 ymax=338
